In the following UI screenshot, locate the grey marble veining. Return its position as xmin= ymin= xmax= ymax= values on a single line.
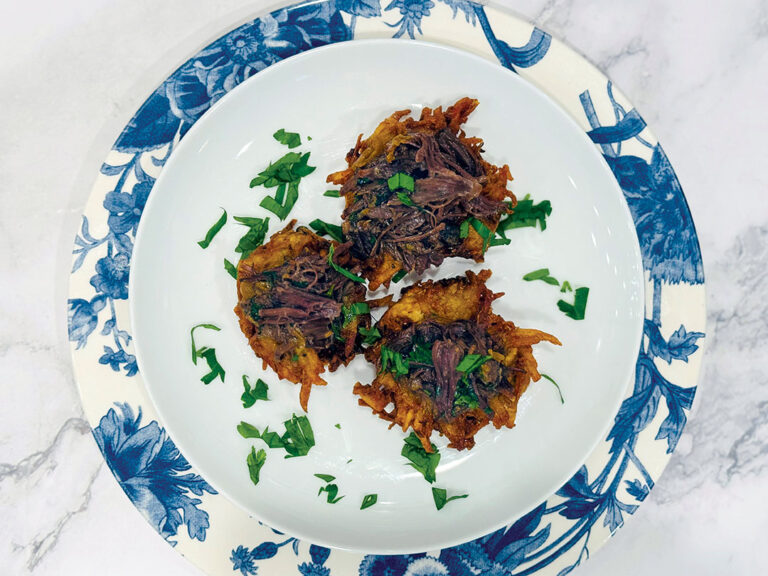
xmin=2 ymin=0 xmax=766 ymax=574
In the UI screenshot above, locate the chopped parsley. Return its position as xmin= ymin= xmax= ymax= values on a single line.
xmin=540 ymin=373 xmax=564 ymax=404
xmin=401 ymin=432 xmax=440 ymax=483
xmin=360 ymin=494 xmax=378 ymax=510
xmin=498 ymin=194 xmax=552 ymax=231
xmin=334 ymin=423 xmax=341 ymax=429
xmin=432 ymin=487 xmax=468 ymax=510
xmin=523 ymin=268 xmax=560 ymax=286
xmin=358 ymin=325 xmax=381 ymax=345
xmin=453 ymin=378 xmax=480 ymax=412
xmin=250 ymin=151 xmax=315 ymax=220
xmin=381 ymin=346 xmax=410 ymax=377
xmin=407 ymin=342 xmax=434 ymax=366
xmin=224 ymin=258 xmax=238 ymax=279
xmin=315 ymin=474 xmax=344 ymax=504
xmin=456 ymin=354 xmax=491 ymax=374
xmin=309 ymin=219 xmax=344 ymax=242
xmin=328 ymin=244 xmax=365 ymax=284
xmin=387 ymin=172 xmax=415 ymax=192
xmin=234 ymin=216 xmax=269 ymax=259
xmin=247 ymin=447 xmax=267 ymax=486
xmin=460 ymin=217 xmax=493 ymax=252
xmin=273 ymin=128 xmax=301 ymax=149
xmin=241 ymin=375 xmax=269 ymax=408
xmin=190 ymin=323 xmax=225 ymax=384
xmin=557 ymin=287 xmax=590 ymax=320
xmin=342 ymin=302 xmax=370 ymax=327
xmin=197 ymin=209 xmax=227 ymax=249
xmin=323 ymin=189 xmax=341 ymax=198
xmin=560 ymin=280 xmax=573 ymax=293
xmin=237 ymin=414 xmax=315 ymax=458
xmin=391 ymin=270 xmax=407 ymax=283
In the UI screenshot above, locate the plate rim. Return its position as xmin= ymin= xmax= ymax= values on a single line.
xmin=66 ymin=1 xmax=706 ymax=574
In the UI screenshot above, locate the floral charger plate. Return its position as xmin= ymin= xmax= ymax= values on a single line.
xmin=67 ymin=1 xmax=706 ymax=575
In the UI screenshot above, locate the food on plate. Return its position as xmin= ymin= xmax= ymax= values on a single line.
xmin=234 ymin=221 xmax=370 ymax=410
xmin=353 ymin=270 xmax=560 ymax=451
xmin=327 ymin=97 xmax=516 ymax=289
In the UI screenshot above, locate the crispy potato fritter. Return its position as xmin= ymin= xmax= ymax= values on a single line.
xmin=354 ymin=270 xmax=561 ymax=451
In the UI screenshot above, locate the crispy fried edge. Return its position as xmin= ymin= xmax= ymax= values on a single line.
xmin=327 ymin=98 xmax=516 ymax=289
xmin=354 ymin=270 xmax=561 ymax=451
xmin=234 ymin=221 xmax=364 ymax=411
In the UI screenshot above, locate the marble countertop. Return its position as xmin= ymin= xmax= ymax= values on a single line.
xmin=2 ymin=0 xmax=766 ymax=573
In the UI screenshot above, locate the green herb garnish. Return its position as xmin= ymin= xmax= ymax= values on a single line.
xmin=401 ymin=432 xmax=440 ymax=483
xmin=498 ymin=194 xmax=552 ymax=231
xmin=381 ymin=346 xmax=410 ymax=377
xmin=361 ymin=494 xmax=378 ymax=510
xmin=237 ymin=414 xmax=315 ymax=458
xmin=432 ymin=487 xmax=468 ymax=510
xmin=314 ymin=473 xmax=336 ymax=483
xmin=540 ymin=373 xmax=564 ymax=404
xmin=273 ymin=128 xmax=301 ymax=149
xmin=241 ymin=375 xmax=269 ymax=408
xmin=224 ymin=258 xmax=238 ymax=279
xmin=460 ymin=217 xmax=493 ymax=251
xmin=324 ymin=189 xmax=341 ymax=198
xmin=387 ymin=172 xmax=415 ymax=192
xmin=247 ymin=447 xmax=267 ymax=486
xmin=197 ymin=209 xmax=227 ymax=249
xmin=315 ymin=474 xmax=344 ymax=503
xmin=456 ymin=354 xmax=491 ymax=374
xmin=309 ymin=219 xmax=344 ymax=242
xmin=234 ymin=216 xmax=269 ymax=259
xmin=397 ymin=191 xmax=415 ymax=206
xmin=251 ymin=151 xmax=315 ymax=220
xmin=407 ymin=342 xmax=434 ymax=366
xmin=358 ymin=325 xmax=381 ymax=345
xmin=523 ymin=268 xmax=560 ymax=286
xmin=328 ymin=244 xmax=365 ymax=284
xmin=560 ymin=281 xmax=573 ymax=293
xmin=391 ymin=270 xmax=407 ymax=283
xmin=557 ymin=286 xmax=589 ymax=320
xmin=453 ymin=378 xmax=480 ymax=412
xmin=190 ymin=323 xmax=225 ymax=384
xmin=342 ymin=302 xmax=370 ymax=327
xmin=334 ymin=423 xmax=341 ymax=429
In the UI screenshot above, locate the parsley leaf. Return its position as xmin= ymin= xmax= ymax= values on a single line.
xmin=391 ymin=270 xmax=407 ymax=283
xmin=461 ymin=218 xmax=493 ymax=251
xmin=247 ymin=447 xmax=267 ymax=486
xmin=557 ymin=286 xmax=589 ymax=320
xmin=407 ymin=342 xmax=434 ymax=366
xmin=381 ymin=346 xmax=410 ymax=377
xmin=323 ymin=189 xmax=341 ymax=198
xmin=234 ymin=216 xmax=269 ymax=259
xmin=314 ymin=473 xmax=336 ymax=483
xmin=190 ymin=324 xmax=225 ymax=384
xmin=309 ymin=219 xmax=344 ymax=242
xmin=498 ymin=194 xmax=552 ymax=231
xmin=318 ymin=483 xmax=344 ymax=504
xmin=334 ymin=423 xmax=341 ymax=429
xmin=241 ymin=375 xmax=269 ymax=408
xmin=342 ymin=302 xmax=370 ymax=327
xmin=237 ymin=414 xmax=315 ymax=458
xmin=540 ymin=373 xmax=564 ymax=404
xmin=273 ymin=128 xmax=301 ymax=149
xmin=358 ymin=325 xmax=381 ymax=345
xmin=250 ymin=151 xmax=314 ymax=220
xmin=432 ymin=487 xmax=468 ymax=510
xmin=197 ymin=209 xmax=227 ymax=249
xmin=328 ymin=244 xmax=365 ymax=284
xmin=401 ymin=432 xmax=440 ymax=483
xmin=361 ymin=494 xmax=378 ymax=510
xmin=560 ymin=280 xmax=573 ymax=293
xmin=523 ymin=268 xmax=560 ymax=286
xmin=224 ymin=258 xmax=238 ymax=279
xmin=456 ymin=354 xmax=491 ymax=374
xmin=387 ymin=172 xmax=415 ymax=192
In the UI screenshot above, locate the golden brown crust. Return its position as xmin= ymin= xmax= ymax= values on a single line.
xmin=354 ymin=270 xmax=560 ymax=451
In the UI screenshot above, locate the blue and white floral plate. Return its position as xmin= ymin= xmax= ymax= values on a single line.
xmin=68 ymin=1 xmax=706 ymax=574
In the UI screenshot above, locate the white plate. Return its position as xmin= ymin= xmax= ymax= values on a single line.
xmin=129 ymin=39 xmax=644 ymax=553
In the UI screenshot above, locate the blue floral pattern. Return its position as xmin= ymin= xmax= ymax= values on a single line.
xmin=93 ymin=404 xmax=217 ymax=543
xmin=69 ymin=0 xmax=705 ymax=574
